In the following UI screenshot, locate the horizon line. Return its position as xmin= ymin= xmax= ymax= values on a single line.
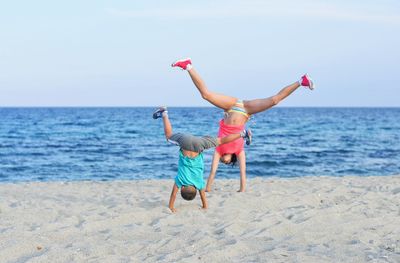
xmin=1 ymin=106 xmax=399 ymax=109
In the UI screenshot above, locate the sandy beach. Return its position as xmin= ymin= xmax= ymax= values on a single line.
xmin=1 ymin=176 xmax=399 ymax=263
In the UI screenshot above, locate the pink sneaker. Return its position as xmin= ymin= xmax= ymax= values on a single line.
xmin=300 ymin=74 xmax=314 ymax=90
xmin=171 ymin=58 xmax=192 ymax=70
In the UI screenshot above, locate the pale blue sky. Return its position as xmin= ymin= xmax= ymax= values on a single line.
xmin=1 ymin=0 xmax=399 ymax=106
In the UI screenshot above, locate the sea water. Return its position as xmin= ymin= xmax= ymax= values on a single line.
xmin=0 ymin=107 xmax=399 ymax=182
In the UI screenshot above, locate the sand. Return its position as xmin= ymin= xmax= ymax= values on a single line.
xmin=0 ymin=176 xmax=399 ymax=263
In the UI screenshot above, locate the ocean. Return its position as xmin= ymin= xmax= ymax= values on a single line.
xmin=0 ymin=107 xmax=399 ymax=182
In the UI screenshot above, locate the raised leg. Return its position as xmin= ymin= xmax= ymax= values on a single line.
xmin=162 ymin=113 xmax=173 ymax=140
xmin=188 ymin=68 xmax=237 ymax=111
xmin=244 ymin=81 xmax=300 ymax=115
xmin=206 ymin=150 xmax=221 ymax=192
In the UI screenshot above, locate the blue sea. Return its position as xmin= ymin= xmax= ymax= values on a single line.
xmin=0 ymin=107 xmax=399 ymax=182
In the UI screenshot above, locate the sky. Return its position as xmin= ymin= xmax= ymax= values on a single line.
xmin=1 ymin=0 xmax=399 ymax=107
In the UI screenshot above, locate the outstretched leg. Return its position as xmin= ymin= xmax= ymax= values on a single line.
xmin=187 ymin=68 xmax=237 ymax=111
xmin=244 ymin=74 xmax=314 ymax=114
xmin=172 ymin=58 xmax=237 ymax=110
xmin=244 ymin=81 xmax=300 ymax=115
xmin=162 ymin=113 xmax=173 ymax=140
xmin=154 ymin=107 xmax=173 ymax=139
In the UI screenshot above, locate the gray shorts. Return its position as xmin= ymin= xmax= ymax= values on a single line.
xmin=168 ymin=133 xmax=218 ymax=153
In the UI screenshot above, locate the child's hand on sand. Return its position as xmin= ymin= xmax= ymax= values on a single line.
xmin=169 ymin=207 xmax=177 ymax=213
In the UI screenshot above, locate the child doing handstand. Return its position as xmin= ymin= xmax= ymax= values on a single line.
xmin=153 ymin=107 xmax=251 ymax=212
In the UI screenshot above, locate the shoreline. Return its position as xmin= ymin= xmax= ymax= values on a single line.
xmin=1 ymin=173 xmax=399 ymax=185
xmin=1 ymin=176 xmax=399 ymax=262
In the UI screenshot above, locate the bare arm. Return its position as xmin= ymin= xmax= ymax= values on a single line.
xmin=168 ymin=183 xmax=179 ymax=213
xmin=206 ymin=150 xmax=220 ymax=192
xmin=237 ymin=151 xmax=247 ymax=192
xmin=199 ymin=189 xmax=208 ymax=209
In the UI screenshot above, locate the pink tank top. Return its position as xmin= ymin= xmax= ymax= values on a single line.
xmin=215 ymin=119 xmax=245 ymax=156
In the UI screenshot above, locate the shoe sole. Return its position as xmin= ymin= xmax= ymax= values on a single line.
xmin=306 ymin=74 xmax=315 ymax=90
xmin=153 ymin=107 xmax=167 ymax=119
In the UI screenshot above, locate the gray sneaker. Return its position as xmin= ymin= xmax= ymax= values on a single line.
xmin=153 ymin=106 xmax=167 ymax=119
xmin=243 ymin=129 xmax=252 ymax=145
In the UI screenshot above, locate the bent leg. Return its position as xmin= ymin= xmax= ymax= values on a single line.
xmin=206 ymin=150 xmax=221 ymax=192
xmin=237 ymin=151 xmax=246 ymax=192
xmin=188 ymin=68 xmax=237 ymax=110
xmin=244 ymin=81 xmax=300 ymax=115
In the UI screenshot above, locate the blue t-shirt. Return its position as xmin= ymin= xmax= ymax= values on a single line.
xmin=174 ymin=150 xmax=205 ymax=190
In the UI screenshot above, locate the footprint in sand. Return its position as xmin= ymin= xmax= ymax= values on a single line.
xmin=74 ymin=216 xmax=85 ymax=228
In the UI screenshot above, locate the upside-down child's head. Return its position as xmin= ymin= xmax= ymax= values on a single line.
xmin=220 ymin=153 xmax=237 ymax=166
xmin=181 ymin=185 xmax=197 ymax=200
